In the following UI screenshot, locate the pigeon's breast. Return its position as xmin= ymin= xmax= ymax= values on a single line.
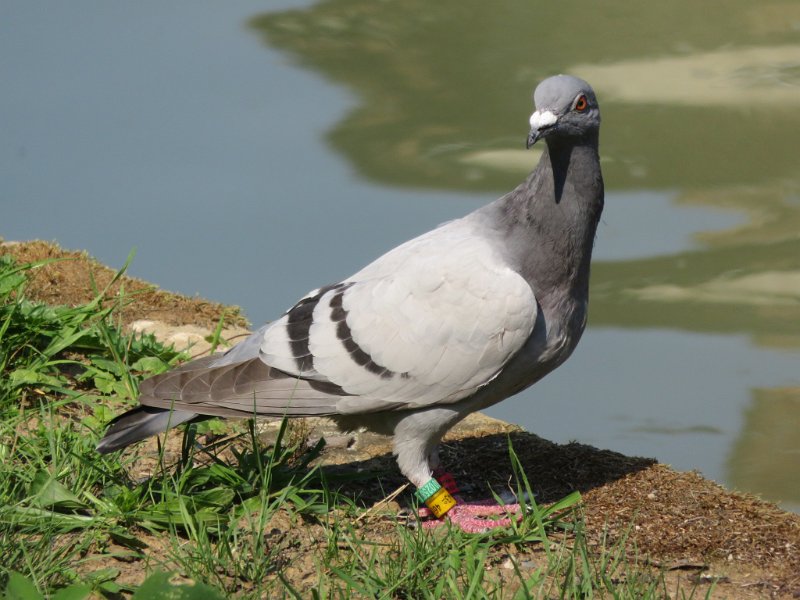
xmin=538 ymin=292 xmax=588 ymax=370
xmin=464 ymin=291 xmax=587 ymax=412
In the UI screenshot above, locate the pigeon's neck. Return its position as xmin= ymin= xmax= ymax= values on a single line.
xmin=488 ymin=135 xmax=604 ymax=301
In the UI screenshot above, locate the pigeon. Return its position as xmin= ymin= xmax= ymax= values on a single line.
xmin=97 ymin=74 xmax=604 ymax=533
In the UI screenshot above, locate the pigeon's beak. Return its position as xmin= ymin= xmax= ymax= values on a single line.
xmin=526 ymin=129 xmax=543 ymax=149
xmin=527 ymin=109 xmax=558 ymax=148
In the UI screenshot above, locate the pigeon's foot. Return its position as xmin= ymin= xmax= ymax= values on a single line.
xmin=417 ymin=471 xmax=524 ymax=533
xmin=418 ymin=500 xmax=524 ymax=533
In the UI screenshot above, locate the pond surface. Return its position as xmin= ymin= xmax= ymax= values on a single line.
xmin=3 ymin=1 xmax=799 ymax=511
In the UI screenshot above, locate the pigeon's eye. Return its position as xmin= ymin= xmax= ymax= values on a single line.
xmin=574 ymin=95 xmax=588 ymax=112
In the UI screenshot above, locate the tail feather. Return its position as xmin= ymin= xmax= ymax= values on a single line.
xmin=95 ymin=406 xmax=199 ymax=454
xmin=97 ymin=347 xmax=345 ymax=454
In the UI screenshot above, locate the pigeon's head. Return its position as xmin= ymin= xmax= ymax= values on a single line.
xmin=527 ymin=75 xmax=600 ymax=148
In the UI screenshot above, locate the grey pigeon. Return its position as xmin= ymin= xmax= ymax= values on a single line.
xmin=98 ymin=74 xmax=604 ymax=532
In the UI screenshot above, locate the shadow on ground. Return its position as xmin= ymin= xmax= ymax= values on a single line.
xmin=316 ymin=428 xmax=656 ymax=510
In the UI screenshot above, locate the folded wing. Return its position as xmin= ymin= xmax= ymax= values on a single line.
xmin=138 ymin=219 xmax=538 ymax=417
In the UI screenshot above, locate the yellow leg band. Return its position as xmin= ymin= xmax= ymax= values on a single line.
xmin=424 ymin=486 xmax=457 ymax=518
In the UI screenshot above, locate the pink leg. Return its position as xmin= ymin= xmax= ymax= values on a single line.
xmin=421 ymin=503 xmax=523 ymax=533
xmin=433 ymin=468 xmax=460 ymax=495
xmin=416 ymin=471 xmax=525 ymax=533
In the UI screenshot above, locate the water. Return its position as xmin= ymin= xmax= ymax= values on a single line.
xmin=2 ymin=1 xmax=798 ymax=511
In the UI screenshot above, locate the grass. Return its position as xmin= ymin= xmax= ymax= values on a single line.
xmin=0 ymin=253 xmax=711 ymax=599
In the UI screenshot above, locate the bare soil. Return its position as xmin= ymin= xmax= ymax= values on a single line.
xmin=1 ymin=239 xmax=249 ymax=330
xmin=4 ymin=240 xmax=799 ymax=598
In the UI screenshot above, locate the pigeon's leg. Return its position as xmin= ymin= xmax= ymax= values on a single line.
xmin=427 ymin=447 xmax=460 ymax=494
xmin=427 ymin=446 xmax=441 ymax=472
xmin=394 ymin=412 xmax=459 ymax=518
xmin=394 ymin=423 xmax=437 ymax=490
xmin=393 ymin=410 xmax=524 ymax=533
xmin=419 ymin=470 xmax=525 ymax=533
xmin=415 ymin=437 xmax=525 ymax=532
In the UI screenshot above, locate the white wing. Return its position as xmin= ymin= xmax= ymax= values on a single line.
xmin=259 ymin=218 xmax=537 ymax=413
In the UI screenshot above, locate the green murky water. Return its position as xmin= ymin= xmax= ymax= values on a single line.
xmin=252 ymin=0 xmax=800 ymax=509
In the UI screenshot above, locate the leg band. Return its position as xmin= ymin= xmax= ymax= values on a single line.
xmin=416 ymin=478 xmax=457 ymax=518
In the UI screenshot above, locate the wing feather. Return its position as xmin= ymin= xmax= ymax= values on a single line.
xmin=277 ymin=218 xmax=537 ymax=412
xmin=137 ymin=217 xmax=537 ymax=419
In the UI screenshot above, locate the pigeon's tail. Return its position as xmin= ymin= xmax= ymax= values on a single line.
xmin=95 ymin=405 xmax=199 ymax=454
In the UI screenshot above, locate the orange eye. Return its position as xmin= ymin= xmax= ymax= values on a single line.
xmin=574 ymin=95 xmax=588 ymax=112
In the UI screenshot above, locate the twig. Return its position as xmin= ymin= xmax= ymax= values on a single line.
xmin=355 ymin=484 xmax=409 ymax=523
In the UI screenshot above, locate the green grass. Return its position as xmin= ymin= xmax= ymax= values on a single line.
xmin=0 ymin=253 xmax=710 ymax=599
